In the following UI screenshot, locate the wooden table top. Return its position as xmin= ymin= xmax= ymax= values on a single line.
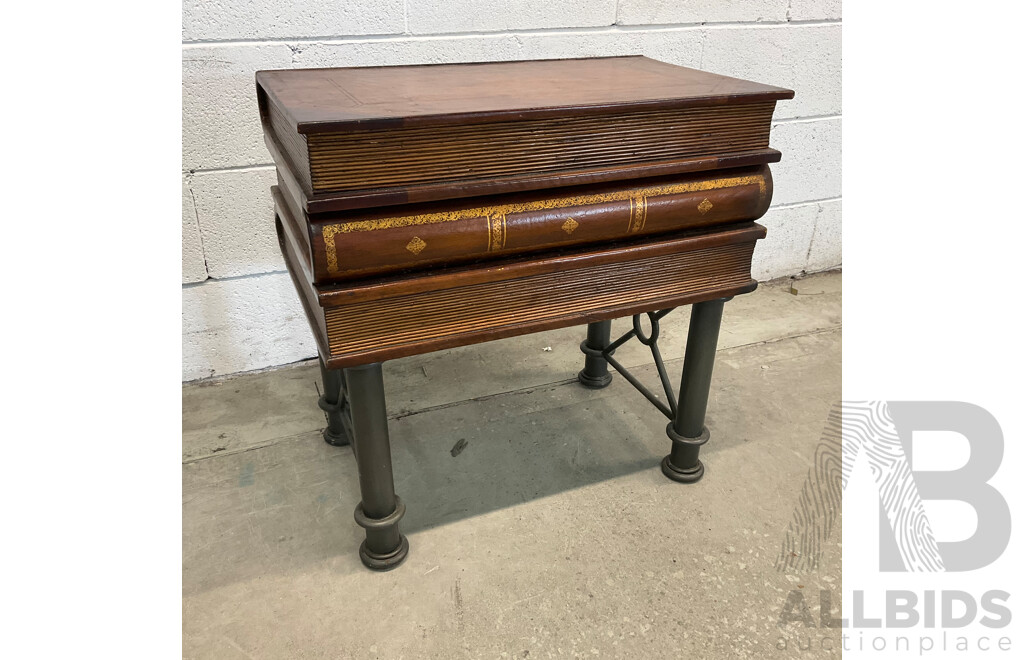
xmin=256 ymin=56 xmax=794 ymax=134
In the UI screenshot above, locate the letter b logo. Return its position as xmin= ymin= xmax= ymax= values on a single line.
xmin=881 ymin=402 xmax=1011 ymax=571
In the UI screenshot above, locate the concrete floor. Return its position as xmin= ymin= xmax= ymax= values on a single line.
xmin=183 ymin=271 xmax=842 ymax=659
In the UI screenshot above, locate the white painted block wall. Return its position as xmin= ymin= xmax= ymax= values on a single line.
xmin=181 ymin=2 xmax=842 ymax=381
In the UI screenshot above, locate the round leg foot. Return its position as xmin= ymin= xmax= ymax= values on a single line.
xmin=577 ymin=369 xmax=613 ymax=389
xmin=318 ymin=394 xmax=350 ymax=446
xmin=660 ymin=455 xmax=705 ymax=483
xmin=359 ymin=534 xmax=409 ymax=571
xmin=322 ymin=427 xmax=350 ymax=447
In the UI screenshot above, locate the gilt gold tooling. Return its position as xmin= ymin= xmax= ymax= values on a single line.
xmin=486 ymin=213 xmax=507 ymax=252
xmin=321 ymin=174 xmax=765 ymax=272
xmin=627 ymin=195 xmax=648 ymax=233
xmin=406 ymin=237 xmax=427 ymax=255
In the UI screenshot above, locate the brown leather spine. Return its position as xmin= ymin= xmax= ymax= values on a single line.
xmin=273 ymin=184 xmax=314 ymax=285
xmin=274 ymin=189 xmax=765 ymax=368
xmin=274 ymin=209 xmax=329 ymax=361
xmin=278 ymin=165 xmax=773 ymax=284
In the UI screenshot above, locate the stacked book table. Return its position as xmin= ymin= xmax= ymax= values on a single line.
xmin=256 ymin=56 xmax=793 ymax=570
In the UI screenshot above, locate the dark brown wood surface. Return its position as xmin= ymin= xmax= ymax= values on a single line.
xmin=259 ymin=57 xmax=788 ymax=368
xmin=257 ymin=56 xmax=793 ymax=133
xmin=275 ymin=211 xmax=330 ymax=361
xmin=315 ymin=223 xmax=764 ymax=367
xmin=273 ymin=185 xmax=314 ymax=284
xmin=309 ymin=150 xmax=781 ymax=213
xmin=275 ymin=187 xmax=765 ymax=367
xmin=257 ymin=57 xmax=793 ymax=211
xmin=275 ymin=163 xmax=773 ymax=284
xmin=265 ymin=127 xmax=780 ymax=214
xmin=303 ymin=103 xmax=775 ymax=195
xmin=313 ymin=222 xmax=766 ymax=306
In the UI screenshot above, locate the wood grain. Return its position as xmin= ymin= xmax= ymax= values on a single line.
xmin=260 ymin=57 xmax=789 ymax=368
xmin=319 ymin=237 xmax=761 ymax=367
xmin=272 ymin=218 xmax=766 ymax=368
xmin=256 ymin=56 xmax=793 ymax=133
xmin=273 ymin=163 xmax=773 ymax=283
xmin=305 ymin=103 xmax=775 ymax=194
xmin=257 ymin=56 xmax=793 ymax=210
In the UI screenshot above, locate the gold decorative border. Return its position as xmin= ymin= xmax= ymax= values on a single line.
xmin=321 ymin=224 xmax=343 ymax=272
xmin=322 ymin=174 xmax=765 ymax=272
xmin=486 ymin=212 xmax=507 ymax=252
xmin=627 ymin=195 xmax=648 ymax=234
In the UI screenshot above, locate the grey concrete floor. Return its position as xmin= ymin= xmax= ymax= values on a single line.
xmin=183 ymin=271 xmax=842 ymax=659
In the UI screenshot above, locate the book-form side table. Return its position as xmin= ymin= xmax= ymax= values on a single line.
xmin=256 ymin=57 xmax=794 ymax=570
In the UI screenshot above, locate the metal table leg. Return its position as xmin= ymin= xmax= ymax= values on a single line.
xmin=578 ymin=319 xmax=614 ymax=389
xmin=346 ymin=362 xmax=409 ymax=570
xmin=318 ymin=354 xmax=350 ymax=447
xmin=661 ymin=298 xmax=728 ymax=483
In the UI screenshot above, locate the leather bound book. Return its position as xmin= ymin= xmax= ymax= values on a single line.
xmin=274 ymin=190 xmax=766 ymax=367
xmin=256 ymin=56 xmax=793 ymax=213
xmin=275 ymin=159 xmax=773 ymax=283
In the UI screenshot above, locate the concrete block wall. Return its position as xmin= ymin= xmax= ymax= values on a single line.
xmin=182 ymin=2 xmax=842 ymax=380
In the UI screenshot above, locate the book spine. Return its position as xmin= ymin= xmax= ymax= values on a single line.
xmin=310 ymin=165 xmax=773 ymax=283
xmin=260 ymin=89 xmax=314 ymax=196
xmin=273 ymin=184 xmax=315 ymax=286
